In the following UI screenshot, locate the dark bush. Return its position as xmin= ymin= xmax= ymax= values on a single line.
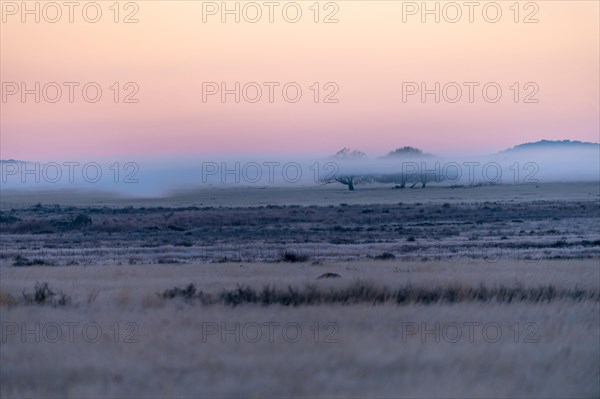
xmin=317 ymin=273 xmax=341 ymax=279
xmin=173 ymin=241 xmax=194 ymax=247
xmin=22 ymin=282 xmax=71 ymax=306
xmin=280 ymin=252 xmax=309 ymax=263
xmin=162 ymin=283 xmax=198 ymax=301
xmin=374 ymin=252 xmax=396 ymax=260
xmin=13 ymin=255 xmax=54 ymax=267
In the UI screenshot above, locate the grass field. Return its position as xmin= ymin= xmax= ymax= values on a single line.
xmin=1 ymin=183 xmax=599 ymax=398
xmin=1 ymin=260 xmax=599 ymax=398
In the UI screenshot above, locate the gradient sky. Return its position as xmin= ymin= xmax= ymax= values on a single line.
xmin=1 ymin=1 xmax=599 ymax=160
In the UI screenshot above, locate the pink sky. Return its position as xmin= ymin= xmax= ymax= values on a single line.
xmin=1 ymin=1 xmax=598 ymax=160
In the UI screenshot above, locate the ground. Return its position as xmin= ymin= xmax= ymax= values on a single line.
xmin=0 ymin=183 xmax=598 ymax=398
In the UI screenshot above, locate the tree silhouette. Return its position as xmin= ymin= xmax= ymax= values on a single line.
xmin=320 ymin=148 xmax=369 ymax=190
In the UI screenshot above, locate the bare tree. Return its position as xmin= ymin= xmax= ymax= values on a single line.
xmin=323 ymin=174 xmax=373 ymax=191
xmin=334 ymin=147 xmax=366 ymax=160
xmin=320 ymin=148 xmax=369 ymax=190
xmin=375 ymin=172 xmax=444 ymax=188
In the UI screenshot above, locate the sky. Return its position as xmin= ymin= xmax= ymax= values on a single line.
xmin=1 ymin=0 xmax=599 ymax=161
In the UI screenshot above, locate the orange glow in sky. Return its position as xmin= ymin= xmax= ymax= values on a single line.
xmin=1 ymin=1 xmax=598 ymax=160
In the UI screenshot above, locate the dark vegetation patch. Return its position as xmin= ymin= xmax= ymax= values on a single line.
xmin=280 ymin=252 xmax=310 ymax=263
xmin=373 ymin=252 xmax=396 ymax=260
xmin=15 ymin=282 xmax=72 ymax=306
xmin=317 ymin=273 xmax=341 ymax=279
xmin=0 ymin=213 xmax=21 ymax=224
xmin=13 ymin=255 xmax=54 ymax=267
xmin=161 ymin=283 xmax=200 ymax=301
xmin=159 ymin=282 xmax=600 ymax=307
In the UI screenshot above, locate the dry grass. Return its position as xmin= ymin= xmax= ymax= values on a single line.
xmin=0 ymin=183 xmax=598 ymax=397
xmin=0 ymin=260 xmax=598 ymax=398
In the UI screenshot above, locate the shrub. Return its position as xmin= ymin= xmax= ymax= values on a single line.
xmin=173 ymin=241 xmax=194 ymax=247
xmin=13 ymin=255 xmax=54 ymax=267
xmin=280 ymin=252 xmax=309 ymax=263
xmin=317 ymin=273 xmax=341 ymax=279
xmin=161 ymin=283 xmax=198 ymax=301
xmin=22 ymin=282 xmax=71 ymax=306
xmin=374 ymin=252 xmax=396 ymax=260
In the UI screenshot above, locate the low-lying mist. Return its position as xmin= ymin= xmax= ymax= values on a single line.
xmin=1 ymin=147 xmax=598 ymax=197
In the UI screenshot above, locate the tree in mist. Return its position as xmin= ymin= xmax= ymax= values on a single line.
xmin=323 ymin=174 xmax=374 ymax=191
xmin=378 ymin=146 xmax=438 ymax=188
xmin=320 ymin=147 xmax=443 ymax=190
xmin=384 ymin=146 xmax=430 ymax=158
xmin=334 ymin=147 xmax=366 ymax=160
xmin=374 ymin=171 xmax=445 ymax=188
xmin=374 ymin=173 xmax=424 ymax=188
xmin=320 ymin=148 xmax=370 ymax=191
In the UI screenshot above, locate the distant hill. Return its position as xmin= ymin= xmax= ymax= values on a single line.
xmin=501 ymin=140 xmax=599 ymax=153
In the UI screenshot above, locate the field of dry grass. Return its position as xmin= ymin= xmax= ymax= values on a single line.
xmin=1 ymin=260 xmax=599 ymax=398
xmin=1 ymin=183 xmax=599 ymax=398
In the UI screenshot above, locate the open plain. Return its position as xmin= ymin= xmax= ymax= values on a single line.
xmin=0 ymin=183 xmax=599 ymax=398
